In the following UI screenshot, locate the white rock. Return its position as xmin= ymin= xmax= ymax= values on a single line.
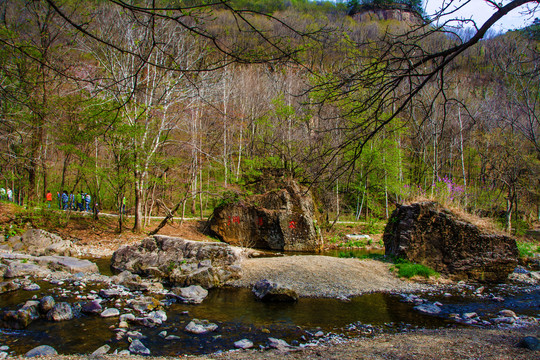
xmin=234 ymin=339 xmax=254 ymax=349
xmin=101 ymin=308 xmax=120 ymax=317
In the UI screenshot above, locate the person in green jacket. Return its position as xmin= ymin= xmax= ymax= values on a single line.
xmin=75 ymin=192 xmax=83 ymax=211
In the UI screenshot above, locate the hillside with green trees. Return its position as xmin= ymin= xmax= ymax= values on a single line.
xmin=0 ymin=0 xmax=538 ymax=238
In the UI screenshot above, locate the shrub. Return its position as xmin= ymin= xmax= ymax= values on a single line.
xmin=391 ymin=258 xmax=439 ymax=278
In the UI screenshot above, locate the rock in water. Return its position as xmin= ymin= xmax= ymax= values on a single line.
xmin=252 ymin=279 xmax=298 ymax=302
xmin=81 ymin=300 xmax=102 ymax=314
xmin=47 ymin=302 xmax=73 ymax=321
xmin=129 ymin=339 xmax=151 ymax=355
xmin=100 ymin=308 xmax=120 ymax=318
xmin=39 ymin=296 xmax=55 ymax=314
xmin=234 ymin=339 xmax=254 ymax=349
xmin=171 ymin=285 xmax=208 ymax=304
xmin=111 ymin=236 xmax=242 ymax=288
xmin=185 ymin=319 xmax=218 ymax=334
xmin=413 ymin=303 xmax=442 ymax=315
xmin=383 ymin=202 xmax=518 ymax=282
xmin=25 ymin=345 xmax=57 ymax=357
xmin=518 ymin=336 xmax=540 ymax=351
xmin=208 ymin=176 xmax=323 ymax=252
xmin=91 ymin=344 xmax=110 ymax=356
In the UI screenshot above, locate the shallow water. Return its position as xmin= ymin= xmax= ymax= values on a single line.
xmin=0 ymin=287 xmax=450 ymax=356
xmin=1 ymin=253 xmax=539 ymax=356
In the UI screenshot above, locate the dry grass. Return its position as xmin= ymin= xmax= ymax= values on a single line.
xmin=401 ymin=197 xmax=507 ymax=236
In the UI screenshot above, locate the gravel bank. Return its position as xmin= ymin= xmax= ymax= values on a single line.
xmin=228 ymin=255 xmax=430 ymax=297
xmin=13 ymin=326 xmax=538 ymax=360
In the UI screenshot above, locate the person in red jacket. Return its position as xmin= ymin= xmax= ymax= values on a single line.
xmin=45 ymin=190 xmax=53 ymax=208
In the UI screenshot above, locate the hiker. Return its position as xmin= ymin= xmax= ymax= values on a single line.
xmin=121 ymin=196 xmax=126 ymax=214
xmin=7 ymin=188 xmax=12 ymax=202
xmin=69 ymin=192 xmax=75 ymax=210
xmin=57 ymin=192 xmax=62 ymax=209
xmin=85 ymin=193 xmax=91 ymax=212
xmin=61 ymin=190 xmax=69 ymax=210
xmin=46 ymin=190 xmax=53 ymax=208
xmin=76 ymin=191 xmax=83 ymax=211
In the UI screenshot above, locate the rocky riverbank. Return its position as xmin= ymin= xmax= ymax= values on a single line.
xmin=1 ymin=229 xmax=539 ymax=358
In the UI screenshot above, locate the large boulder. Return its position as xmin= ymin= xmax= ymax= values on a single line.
xmin=209 ymin=180 xmax=322 ymax=252
xmin=5 ymin=229 xmax=74 ymax=256
xmin=111 ymin=236 xmax=242 ymax=288
xmin=383 ymin=202 xmax=519 ymax=282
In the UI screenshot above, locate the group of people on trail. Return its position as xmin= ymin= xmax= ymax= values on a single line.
xmin=46 ymin=190 xmax=94 ymax=212
xmin=0 ymin=188 xmax=13 ymax=202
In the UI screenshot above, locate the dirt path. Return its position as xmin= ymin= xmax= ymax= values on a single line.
xmin=228 ymin=255 xmax=429 ymax=297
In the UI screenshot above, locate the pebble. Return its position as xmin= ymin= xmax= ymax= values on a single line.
xmin=165 ymin=335 xmax=181 ymax=340
xmin=0 ymin=351 xmax=7 ymax=359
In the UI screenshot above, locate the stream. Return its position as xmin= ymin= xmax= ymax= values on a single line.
xmin=1 ymin=252 xmax=539 ymax=357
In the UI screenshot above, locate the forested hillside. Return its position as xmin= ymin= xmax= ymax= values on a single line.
xmin=0 ymin=0 xmax=538 ymax=235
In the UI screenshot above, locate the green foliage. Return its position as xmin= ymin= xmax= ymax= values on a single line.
xmin=215 ymin=190 xmax=241 ymax=208
xmin=517 ymin=241 xmax=540 ymax=258
xmin=0 ymin=223 xmax=23 ymax=240
xmin=363 ymin=218 xmax=384 ymax=234
xmin=337 ymin=251 xmax=387 ymax=261
xmin=391 ymin=259 xmax=439 ymax=279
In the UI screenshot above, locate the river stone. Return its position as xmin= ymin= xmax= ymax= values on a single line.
xmin=165 ymin=334 xmax=181 ymax=340
xmin=518 ymin=336 xmax=540 ymax=350
xmin=383 ymin=202 xmax=519 ymax=282
xmin=0 ymin=280 xmax=20 ymax=294
xmin=101 ymin=308 xmax=120 ymax=317
xmin=0 ymin=307 xmax=37 ymax=329
xmin=47 ymin=302 xmax=73 ymax=321
xmin=413 ymin=303 xmax=441 ymax=315
xmin=23 ymin=283 xmax=40 ymax=291
xmin=185 ymin=319 xmax=218 ymax=334
xmin=5 ymin=262 xmax=50 ymax=278
xmin=209 ymin=176 xmax=323 ymax=252
xmin=127 ymin=296 xmax=160 ymax=312
xmin=81 ymin=300 xmax=102 ymax=314
xmin=25 ymin=345 xmax=58 ymax=357
xmin=252 ymin=279 xmax=298 ymax=302
xmin=268 ymin=337 xmax=296 ymax=351
xmin=147 ymin=310 xmax=167 ymax=324
xmin=171 ymin=285 xmax=208 ymax=304
xmin=129 ymin=339 xmax=150 ymax=355
xmin=91 ymin=344 xmax=110 ymax=356
xmin=499 ymin=309 xmax=517 ymax=318
xmin=234 ymin=339 xmax=254 ymax=349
